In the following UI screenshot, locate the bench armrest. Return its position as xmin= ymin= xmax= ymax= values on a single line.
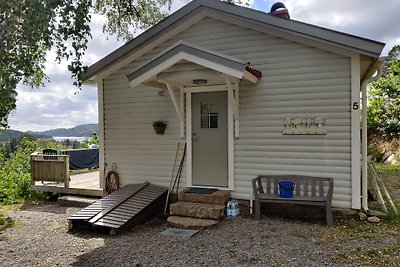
xmin=252 ymin=175 xmax=264 ymax=200
xmin=326 ymin=178 xmax=334 ymax=204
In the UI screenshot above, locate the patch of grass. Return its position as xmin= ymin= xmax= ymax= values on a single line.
xmin=0 ymin=204 xmax=19 ymax=231
xmin=325 ymin=217 xmax=400 ymax=266
xmin=349 ymin=242 xmax=400 ymax=266
xmin=29 ymin=191 xmax=49 ymax=203
xmin=374 ymin=162 xmax=400 ymax=177
xmin=382 ymin=212 xmax=400 ymax=226
xmin=370 ymin=162 xmax=400 ymax=217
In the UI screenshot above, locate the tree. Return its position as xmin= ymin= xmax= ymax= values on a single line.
xmin=0 ymin=0 xmax=172 ymax=128
xmin=2 ymin=133 xmax=38 ymax=159
xmin=383 ymin=44 xmax=400 ymax=77
xmin=82 ymin=131 xmax=99 ymax=148
xmin=367 ymin=45 xmax=400 ymax=137
xmin=223 ymin=0 xmax=250 ymax=6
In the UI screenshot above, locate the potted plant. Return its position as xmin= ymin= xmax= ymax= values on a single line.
xmin=152 ymin=120 xmax=167 ymax=134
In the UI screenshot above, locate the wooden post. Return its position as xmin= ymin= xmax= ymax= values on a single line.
xmin=369 ymin=162 xmax=398 ymax=214
xmin=64 ymin=155 xmax=70 ymax=188
xmin=369 ymin=165 xmax=388 ymax=213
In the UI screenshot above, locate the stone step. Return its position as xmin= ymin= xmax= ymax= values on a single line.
xmin=58 ymin=195 xmax=99 ymax=207
xmin=170 ymin=201 xmax=225 ymax=220
xmin=167 ymin=216 xmax=219 ymax=229
xmin=178 ymin=189 xmax=230 ymax=205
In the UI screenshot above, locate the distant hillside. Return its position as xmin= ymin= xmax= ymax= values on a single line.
xmin=0 ymin=129 xmax=50 ymax=143
xmin=0 ymin=124 xmax=99 ymax=143
xmin=0 ymin=129 xmax=24 ymax=142
xmin=30 ymin=124 xmax=98 ymax=137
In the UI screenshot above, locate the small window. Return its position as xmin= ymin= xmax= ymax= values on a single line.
xmin=200 ymin=102 xmax=219 ymax=129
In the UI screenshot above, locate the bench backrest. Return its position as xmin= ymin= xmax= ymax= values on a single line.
xmin=253 ymin=175 xmax=333 ymax=199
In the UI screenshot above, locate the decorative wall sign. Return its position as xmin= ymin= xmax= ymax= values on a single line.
xmin=283 ymin=116 xmax=327 ymax=135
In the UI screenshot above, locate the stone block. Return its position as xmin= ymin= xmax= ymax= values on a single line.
xmin=167 ymin=216 xmax=219 ymax=229
xmin=367 ymin=216 xmax=381 ymax=223
xmin=170 ymin=202 xmax=225 ymax=220
xmin=178 ymin=190 xmax=230 ymax=205
xmin=358 ymin=212 xmax=367 ymax=221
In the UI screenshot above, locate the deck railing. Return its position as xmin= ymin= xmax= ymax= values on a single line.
xmin=30 ymin=153 xmax=70 ymax=187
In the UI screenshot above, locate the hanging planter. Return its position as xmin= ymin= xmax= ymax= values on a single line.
xmin=152 ymin=120 xmax=167 ymax=134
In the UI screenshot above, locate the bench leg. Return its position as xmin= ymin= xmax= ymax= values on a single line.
xmin=326 ymin=204 xmax=333 ymax=226
xmin=255 ymin=200 xmax=261 ymax=221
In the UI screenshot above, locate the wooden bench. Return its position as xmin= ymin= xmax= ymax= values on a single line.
xmin=252 ymin=175 xmax=333 ymax=226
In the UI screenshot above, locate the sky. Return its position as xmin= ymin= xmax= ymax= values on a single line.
xmin=8 ymin=0 xmax=400 ymax=132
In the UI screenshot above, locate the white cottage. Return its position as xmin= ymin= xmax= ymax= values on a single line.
xmin=84 ymin=0 xmax=385 ymax=210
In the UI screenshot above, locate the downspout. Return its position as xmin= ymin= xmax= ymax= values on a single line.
xmin=361 ymin=60 xmax=384 ymax=211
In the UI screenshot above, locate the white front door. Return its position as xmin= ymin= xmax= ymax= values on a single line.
xmin=192 ymin=91 xmax=228 ymax=187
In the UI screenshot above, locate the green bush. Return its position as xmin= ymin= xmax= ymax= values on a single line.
xmin=0 ymin=137 xmax=68 ymax=204
xmin=0 ymin=138 xmax=41 ymax=204
xmin=367 ymin=144 xmax=384 ymax=162
xmin=367 ymin=52 xmax=400 ymax=137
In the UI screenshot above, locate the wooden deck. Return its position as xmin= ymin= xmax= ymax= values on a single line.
xmin=31 ymin=171 xmax=103 ymax=197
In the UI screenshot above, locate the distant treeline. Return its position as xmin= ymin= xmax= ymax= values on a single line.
xmin=0 ymin=123 xmax=98 ymax=143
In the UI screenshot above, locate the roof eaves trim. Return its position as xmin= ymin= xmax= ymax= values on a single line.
xmin=202 ymin=1 xmax=384 ymax=57
xmin=84 ymin=0 xmax=204 ymax=82
xmin=85 ymin=0 xmax=385 ymax=82
xmin=127 ymin=41 xmax=245 ymax=86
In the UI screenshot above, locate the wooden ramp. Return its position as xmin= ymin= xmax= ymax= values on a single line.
xmin=68 ymin=182 xmax=167 ymax=234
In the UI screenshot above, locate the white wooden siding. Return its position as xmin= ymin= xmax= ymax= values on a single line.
xmin=103 ymin=17 xmax=352 ymax=208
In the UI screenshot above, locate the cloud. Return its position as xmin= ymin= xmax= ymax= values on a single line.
xmin=8 ymin=0 xmax=399 ymax=132
xmin=280 ymin=0 xmax=400 ymax=54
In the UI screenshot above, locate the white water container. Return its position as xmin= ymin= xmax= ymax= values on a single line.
xmin=226 ymin=200 xmax=239 ymax=219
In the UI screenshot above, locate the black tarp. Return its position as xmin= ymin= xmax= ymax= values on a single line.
xmin=62 ymin=149 xmax=99 ymax=170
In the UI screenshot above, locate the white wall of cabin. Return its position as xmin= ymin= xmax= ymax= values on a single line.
xmin=102 ymin=17 xmax=353 ymax=208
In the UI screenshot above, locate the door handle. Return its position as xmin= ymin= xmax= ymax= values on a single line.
xmin=193 ymin=133 xmax=199 ymax=142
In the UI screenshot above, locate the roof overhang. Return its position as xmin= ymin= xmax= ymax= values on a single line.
xmin=84 ymin=0 xmax=385 ymax=84
xmin=361 ymin=57 xmax=385 ymax=85
xmin=127 ymin=41 xmax=261 ymax=89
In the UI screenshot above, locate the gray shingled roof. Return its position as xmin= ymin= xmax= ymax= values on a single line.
xmin=84 ymin=0 xmax=385 ymax=82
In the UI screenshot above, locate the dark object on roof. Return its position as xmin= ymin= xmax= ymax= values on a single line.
xmin=270 ymin=2 xmax=286 ymax=12
xmin=270 ymin=2 xmax=290 ymax=19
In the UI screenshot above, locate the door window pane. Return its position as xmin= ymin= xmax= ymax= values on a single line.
xmin=201 ymin=116 xmax=209 ymax=128
xmin=210 ymin=113 xmax=218 ymax=128
xmin=200 ymin=102 xmax=219 ymax=129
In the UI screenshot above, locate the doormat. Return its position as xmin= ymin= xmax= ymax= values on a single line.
xmin=161 ymin=228 xmax=199 ymax=238
xmin=185 ymin=188 xmax=218 ymax=194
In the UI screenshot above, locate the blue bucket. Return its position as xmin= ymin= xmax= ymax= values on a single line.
xmin=279 ymin=181 xmax=295 ymax=198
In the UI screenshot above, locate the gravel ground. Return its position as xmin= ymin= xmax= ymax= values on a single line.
xmin=0 ymin=202 xmax=398 ymax=267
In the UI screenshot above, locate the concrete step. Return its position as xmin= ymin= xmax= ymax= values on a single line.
xmin=170 ymin=201 xmax=225 ymax=220
xmin=167 ymin=216 xmax=219 ymax=229
xmin=178 ymin=189 xmax=230 ymax=205
xmin=58 ymin=195 xmax=100 ymax=207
